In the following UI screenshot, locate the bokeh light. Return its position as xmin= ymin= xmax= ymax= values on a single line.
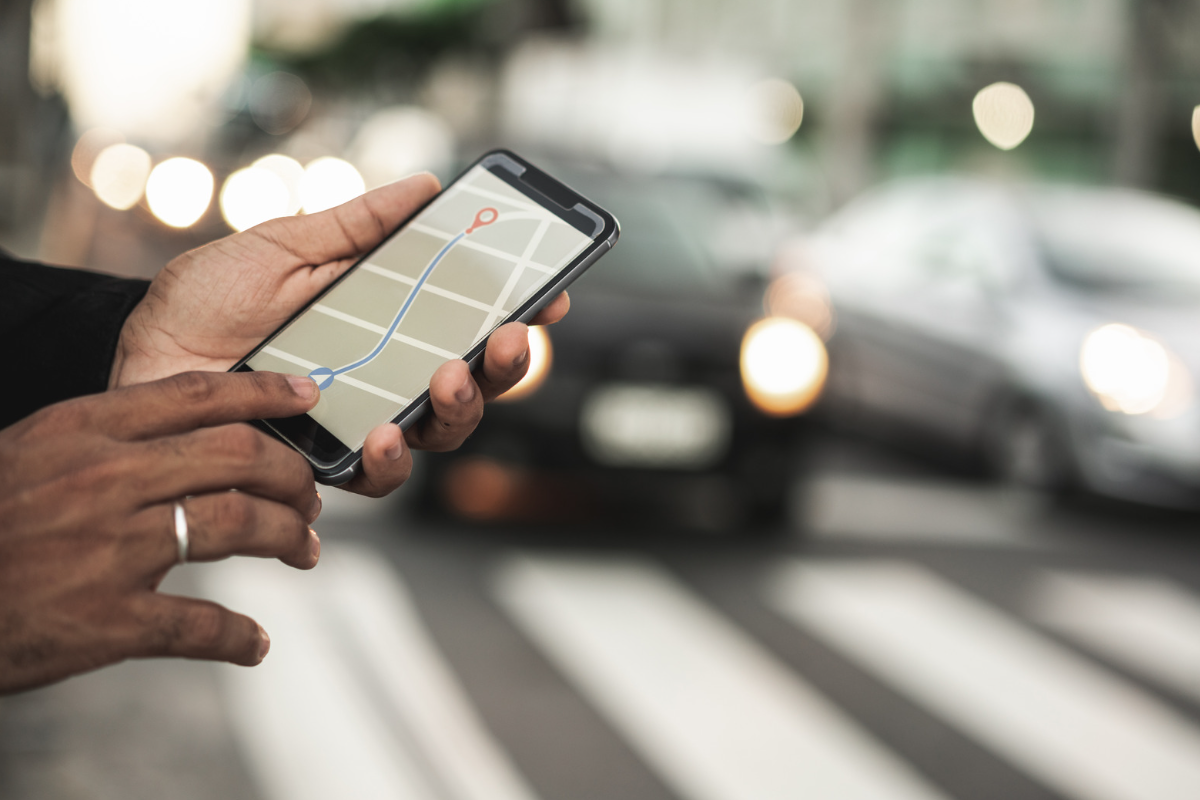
xmin=253 ymin=154 xmax=305 ymax=215
xmin=1192 ymin=106 xmax=1200 ymax=153
xmin=51 ymin=0 xmax=251 ymax=143
xmin=740 ymin=317 xmax=827 ymax=417
xmin=249 ymin=71 xmax=312 ymax=136
xmin=300 ymin=157 xmax=366 ymax=214
xmin=441 ymin=457 xmax=525 ymax=521
xmin=349 ymin=106 xmax=455 ymax=188
xmin=746 ymin=78 xmax=804 ymax=145
xmin=220 ymin=167 xmax=291 ymax=232
xmin=146 ymin=157 xmax=214 ymax=228
xmin=90 ymin=143 xmax=152 ymax=210
xmin=71 ymin=128 xmax=125 ymax=187
xmin=1080 ymin=324 xmax=1178 ymax=416
xmin=498 ymin=326 xmax=553 ymax=402
xmin=973 ymin=82 xmax=1035 ymax=150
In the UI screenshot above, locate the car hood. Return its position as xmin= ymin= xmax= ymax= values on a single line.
xmin=550 ymin=286 xmax=761 ymax=378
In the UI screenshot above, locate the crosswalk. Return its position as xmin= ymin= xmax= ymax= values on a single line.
xmin=198 ymin=545 xmax=1200 ymax=800
xmin=199 ymin=549 xmax=537 ymax=800
xmin=769 ymin=561 xmax=1200 ymax=800
xmin=496 ymin=556 xmax=948 ymax=800
xmin=1030 ymin=571 xmax=1200 ymax=704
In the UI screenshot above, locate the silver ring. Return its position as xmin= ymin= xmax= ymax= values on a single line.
xmin=173 ymin=501 xmax=189 ymax=564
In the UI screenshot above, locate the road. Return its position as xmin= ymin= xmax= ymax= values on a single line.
xmin=4 ymin=437 xmax=1200 ymax=800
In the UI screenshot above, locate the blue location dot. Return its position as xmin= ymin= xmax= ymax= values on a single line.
xmin=309 ymin=367 xmax=336 ymax=390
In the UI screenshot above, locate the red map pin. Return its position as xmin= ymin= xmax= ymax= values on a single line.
xmin=466 ymin=207 xmax=499 ymax=234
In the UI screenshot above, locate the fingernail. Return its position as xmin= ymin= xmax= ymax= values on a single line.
xmin=455 ymin=375 xmax=476 ymax=404
xmin=309 ymin=529 xmax=321 ymax=565
xmin=308 ymin=492 xmax=322 ymax=523
xmin=385 ymin=428 xmax=404 ymax=461
xmin=287 ymin=375 xmax=318 ymax=401
xmin=257 ymin=628 xmax=271 ymax=662
xmin=513 ymin=348 xmax=530 ymax=369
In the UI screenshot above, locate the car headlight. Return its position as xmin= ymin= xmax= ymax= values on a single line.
xmin=1079 ymin=324 xmax=1191 ymax=417
xmin=740 ymin=317 xmax=828 ymax=417
xmin=498 ymin=325 xmax=552 ymax=402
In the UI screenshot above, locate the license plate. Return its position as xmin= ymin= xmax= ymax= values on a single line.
xmin=580 ymin=384 xmax=731 ymax=469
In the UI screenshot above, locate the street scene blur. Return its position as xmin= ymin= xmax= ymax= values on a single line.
xmin=5 ymin=0 xmax=1200 ymax=798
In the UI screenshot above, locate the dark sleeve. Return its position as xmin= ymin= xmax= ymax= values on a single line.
xmin=0 ymin=251 xmax=150 ymax=428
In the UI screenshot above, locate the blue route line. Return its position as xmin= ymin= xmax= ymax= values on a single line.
xmin=309 ymin=231 xmax=465 ymax=390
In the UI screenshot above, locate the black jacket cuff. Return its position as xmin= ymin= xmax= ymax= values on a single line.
xmin=1 ymin=254 xmax=150 ymax=428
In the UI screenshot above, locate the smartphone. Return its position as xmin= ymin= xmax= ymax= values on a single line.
xmin=230 ymin=150 xmax=619 ymax=484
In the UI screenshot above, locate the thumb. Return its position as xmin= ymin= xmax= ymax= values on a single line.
xmin=258 ymin=173 xmax=441 ymax=267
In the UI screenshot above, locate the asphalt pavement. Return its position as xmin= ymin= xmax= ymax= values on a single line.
xmin=4 ymin=436 xmax=1200 ymax=800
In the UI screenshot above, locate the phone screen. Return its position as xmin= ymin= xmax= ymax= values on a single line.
xmin=245 ymin=161 xmax=596 ymax=451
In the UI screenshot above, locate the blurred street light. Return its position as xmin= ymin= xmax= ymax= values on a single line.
xmin=47 ymin=0 xmax=251 ymax=144
xmin=498 ymin=326 xmax=552 ymax=402
xmin=746 ymin=78 xmax=804 ymax=145
xmin=89 ymin=142 xmax=151 ymax=210
xmin=973 ymin=82 xmax=1035 ymax=151
xmin=249 ymin=71 xmax=312 ymax=136
xmin=300 ymin=157 xmax=365 ymax=214
xmin=146 ymin=157 xmax=213 ymax=228
xmin=253 ymin=154 xmax=305 ymax=216
xmin=71 ymin=127 xmax=124 ymax=188
xmin=220 ymin=167 xmax=290 ymax=232
xmin=348 ymin=106 xmax=455 ymax=189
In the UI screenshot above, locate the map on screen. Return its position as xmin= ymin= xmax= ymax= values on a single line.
xmin=247 ymin=164 xmax=594 ymax=449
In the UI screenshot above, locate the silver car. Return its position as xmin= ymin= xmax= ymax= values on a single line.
xmin=787 ymin=177 xmax=1200 ymax=507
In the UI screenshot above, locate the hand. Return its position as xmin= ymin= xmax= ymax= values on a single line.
xmin=112 ymin=174 xmax=571 ymax=497
xmin=0 ymin=371 xmax=322 ymax=694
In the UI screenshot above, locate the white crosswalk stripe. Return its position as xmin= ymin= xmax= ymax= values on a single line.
xmin=197 ymin=546 xmax=538 ymax=800
xmin=1031 ymin=570 xmax=1200 ymax=703
xmin=767 ymin=559 xmax=1200 ymax=800
xmin=494 ymin=554 xmax=950 ymax=800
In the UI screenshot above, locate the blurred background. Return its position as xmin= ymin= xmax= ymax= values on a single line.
xmin=5 ymin=1 xmax=1200 ymax=799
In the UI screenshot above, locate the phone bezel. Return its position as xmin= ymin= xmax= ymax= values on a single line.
xmin=229 ymin=149 xmax=619 ymax=482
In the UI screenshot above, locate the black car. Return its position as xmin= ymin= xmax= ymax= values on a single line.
xmin=417 ymin=165 xmax=824 ymax=530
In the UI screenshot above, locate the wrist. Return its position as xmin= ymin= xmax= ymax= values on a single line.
xmin=108 ymin=310 xmax=160 ymax=389
xmin=108 ymin=318 xmax=136 ymax=389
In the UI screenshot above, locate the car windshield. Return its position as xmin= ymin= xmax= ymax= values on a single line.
xmin=558 ymin=170 xmax=777 ymax=297
xmin=1035 ymin=191 xmax=1200 ymax=297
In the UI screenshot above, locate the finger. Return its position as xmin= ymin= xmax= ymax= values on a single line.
xmin=95 ymin=371 xmax=319 ymax=440
xmin=125 ymin=424 xmax=320 ymax=520
xmin=530 ymin=291 xmax=570 ymax=326
xmin=404 ymin=359 xmax=485 ymax=452
xmin=341 ymin=423 xmax=413 ymax=497
xmin=473 ymin=322 xmax=532 ymax=401
xmin=134 ymin=494 xmax=319 ymax=571
xmin=130 ymin=594 xmax=270 ymax=667
xmin=255 ymin=173 xmax=441 ymax=269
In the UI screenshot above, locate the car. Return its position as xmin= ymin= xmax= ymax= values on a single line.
xmin=783 ymin=177 xmax=1200 ymax=508
xmin=415 ymin=165 xmax=824 ymax=530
